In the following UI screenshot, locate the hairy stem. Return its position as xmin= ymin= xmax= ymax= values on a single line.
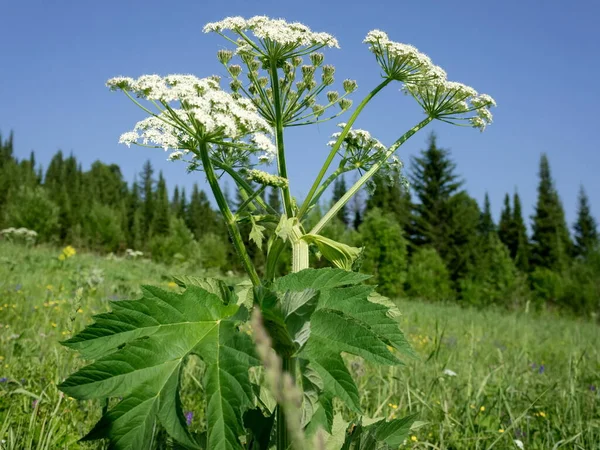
xmin=198 ymin=142 xmax=261 ymax=286
xmin=310 ymin=116 xmax=433 ymax=235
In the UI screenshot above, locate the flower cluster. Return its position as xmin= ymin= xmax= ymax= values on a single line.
xmin=107 ymin=74 xmax=276 ymax=164
xmin=58 ymin=245 xmax=76 ymax=261
xmin=245 ymin=169 xmax=289 ymax=188
xmin=364 ymin=30 xmax=446 ymax=83
xmin=404 ymin=80 xmax=496 ymax=131
xmin=328 ymin=123 xmax=403 ymax=178
xmin=203 ymin=16 xmax=339 ymax=51
xmin=125 ymin=249 xmax=144 ymax=259
xmin=0 ymin=227 xmax=38 ymax=244
xmin=364 ymin=30 xmax=495 ymax=131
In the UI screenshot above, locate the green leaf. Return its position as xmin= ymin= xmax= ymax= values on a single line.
xmin=299 ymin=360 xmax=324 ymax=427
xmin=59 ymin=285 xmax=259 ymax=450
xmin=272 ymin=268 xmax=371 ymax=292
xmin=249 ymin=217 xmax=266 ymax=250
xmin=301 ymin=234 xmax=363 ymax=271
xmin=172 ymin=275 xmax=235 ymax=305
xmin=341 ymin=415 xmax=418 ymax=450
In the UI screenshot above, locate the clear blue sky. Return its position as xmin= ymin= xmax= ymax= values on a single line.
xmin=1 ymin=0 xmax=599 ymax=228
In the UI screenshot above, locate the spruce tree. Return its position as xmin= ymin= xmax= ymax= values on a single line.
xmin=409 ymin=133 xmax=463 ymax=251
xmin=479 ymin=193 xmax=495 ymax=236
xmin=498 ymin=193 xmax=512 ymax=249
xmin=187 ymin=184 xmax=218 ymax=239
xmin=446 ymin=191 xmax=481 ymax=282
xmin=512 ymin=192 xmax=529 ymax=271
xmin=172 ymin=186 xmax=181 ymax=215
xmin=573 ymin=185 xmax=598 ymax=257
xmin=178 ymin=187 xmax=188 ymax=219
xmin=366 ymin=173 xmax=411 ymax=230
xmin=151 ymin=172 xmax=171 ymax=236
xmin=331 ymin=175 xmax=349 ymax=226
xmin=139 ymin=160 xmax=155 ymax=238
xmin=530 ymin=154 xmax=572 ymax=271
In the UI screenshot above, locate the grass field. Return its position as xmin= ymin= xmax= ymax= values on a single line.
xmin=0 ymin=241 xmax=598 ymax=449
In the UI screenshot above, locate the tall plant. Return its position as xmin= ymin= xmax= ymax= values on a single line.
xmin=59 ymin=16 xmax=495 ymax=450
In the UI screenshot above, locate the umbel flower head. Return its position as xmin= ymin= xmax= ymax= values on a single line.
xmin=203 ymin=16 xmax=339 ymax=55
xmin=106 ymin=74 xmax=276 ymax=165
xmin=404 ymin=79 xmax=496 ymax=131
xmin=329 ymin=123 xmax=404 ymax=179
xmin=364 ymin=30 xmax=446 ymax=83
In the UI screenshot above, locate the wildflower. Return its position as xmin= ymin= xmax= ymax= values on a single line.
xmin=498 ymin=428 xmax=504 ymax=433
xmin=167 ymin=281 xmax=178 ymax=289
xmin=0 ymin=378 xmax=7 ymax=383
xmin=185 ymin=411 xmax=193 ymax=426
xmin=443 ymin=369 xmax=457 ymax=377
xmin=58 ymin=245 xmax=76 ymax=260
xmin=364 ymin=30 xmax=445 ymax=83
xmin=480 ymin=406 xmax=485 ymax=412
xmin=203 ymin=16 xmax=339 ymax=50
xmin=514 ymin=439 xmax=524 ymax=450
xmin=411 ymin=436 xmax=418 ymax=442
xmin=538 ymin=364 xmax=545 ymax=374
xmin=590 ymin=385 xmax=597 ymax=392
xmin=51 ymin=323 xmax=57 ymax=328
xmin=46 ymin=285 xmax=54 ymax=291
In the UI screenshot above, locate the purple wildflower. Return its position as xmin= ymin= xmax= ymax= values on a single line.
xmin=0 ymin=377 xmax=7 ymax=383
xmin=538 ymin=365 xmax=545 ymax=374
xmin=590 ymin=385 xmax=597 ymax=392
xmin=185 ymin=411 xmax=193 ymax=426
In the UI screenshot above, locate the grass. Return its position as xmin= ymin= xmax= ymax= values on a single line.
xmin=0 ymin=240 xmax=598 ymax=449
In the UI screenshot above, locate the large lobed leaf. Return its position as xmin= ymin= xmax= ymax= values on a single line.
xmin=59 ymin=285 xmax=259 ymax=450
xmin=270 ymin=268 xmax=414 ymax=432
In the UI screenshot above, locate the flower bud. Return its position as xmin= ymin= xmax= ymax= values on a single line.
xmin=326 ymin=91 xmax=339 ymax=103
xmin=229 ymin=64 xmax=242 ymax=77
xmin=305 ymin=79 xmax=317 ymax=91
xmin=322 ymin=73 xmax=334 ymax=86
xmin=292 ymin=56 xmax=303 ymax=67
xmin=230 ymin=79 xmax=242 ymax=92
xmin=241 ymin=53 xmax=254 ymax=64
xmin=209 ymin=75 xmax=221 ymax=84
xmin=302 ymin=65 xmax=316 ymax=79
xmin=339 ymin=98 xmax=353 ymax=110
xmin=258 ymin=77 xmax=268 ymax=88
xmin=246 ymin=169 xmax=289 ymax=188
xmin=322 ymin=65 xmax=335 ymax=77
xmin=248 ymin=59 xmax=260 ymax=72
xmin=247 ymin=70 xmax=259 ymax=81
xmin=217 ymin=49 xmax=233 ymax=65
xmin=283 ymin=61 xmax=294 ymax=75
xmin=249 ymin=84 xmax=258 ymax=95
xmin=312 ymin=104 xmax=325 ymax=118
xmin=265 ymin=88 xmax=273 ymax=100
xmin=296 ymin=81 xmax=306 ymax=91
xmin=343 ymin=79 xmax=358 ymax=93
xmin=310 ymin=52 xmax=324 ymax=66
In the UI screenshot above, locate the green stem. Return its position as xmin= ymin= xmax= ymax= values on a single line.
xmin=298 ymin=78 xmax=393 ymax=220
xmin=303 ymin=167 xmax=350 ymax=218
xmin=198 ymin=142 xmax=261 ymax=286
xmin=277 ymin=355 xmax=296 ymax=450
xmin=270 ymin=59 xmax=294 ymax=218
xmin=310 ymin=117 xmax=433 ymax=235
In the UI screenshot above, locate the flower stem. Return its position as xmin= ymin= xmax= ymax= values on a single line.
xmin=198 ymin=142 xmax=261 ymax=286
xmin=310 ymin=116 xmax=433 ymax=235
xmin=298 ymin=78 xmax=393 ymax=220
xmin=270 ymin=59 xmax=294 ymax=218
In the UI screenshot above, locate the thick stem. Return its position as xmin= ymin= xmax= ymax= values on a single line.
xmin=298 ymin=78 xmax=393 ymax=220
xmin=310 ymin=117 xmax=433 ymax=235
xmin=270 ymin=60 xmax=294 ymax=218
xmin=198 ymin=142 xmax=261 ymax=286
xmin=292 ymin=238 xmax=309 ymax=273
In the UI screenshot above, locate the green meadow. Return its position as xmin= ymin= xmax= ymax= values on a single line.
xmin=0 ymin=241 xmax=598 ymax=449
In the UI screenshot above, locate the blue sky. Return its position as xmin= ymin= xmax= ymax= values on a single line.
xmin=1 ymin=0 xmax=598 ymax=228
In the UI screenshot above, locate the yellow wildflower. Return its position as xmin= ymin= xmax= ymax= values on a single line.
xmin=498 ymin=429 xmax=504 ymax=433
xmin=411 ymin=436 xmax=418 ymax=442
xmin=480 ymin=406 xmax=485 ymax=412
xmin=167 ymin=281 xmax=178 ymax=288
xmin=51 ymin=323 xmax=57 ymax=328
xmin=46 ymin=285 xmax=54 ymax=291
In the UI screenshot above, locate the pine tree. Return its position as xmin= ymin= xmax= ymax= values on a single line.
xmin=479 ymin=193 xmax=495 ymax=236
xmin=267 ymin=187 xmax=282 ymax=214
xmin=573 ymin=185 xmax=598 ymax=257
xmin=331 ymin=175 xmax=349 ymax=226
xmin=512 ymin=192 xmax=529 ymax=271
xmin=530 ymin=154 xmax=572 ymax=271
xmin=151 ymin=172 xmax=171 ymax=236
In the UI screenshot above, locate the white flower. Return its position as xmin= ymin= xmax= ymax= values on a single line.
xmin=404 ymin=79 xmax=496 ymax=131
xmin=167 ymin=151 xmax=185 ymax=161
xmin=204 ymin=16 xmax=339 ymax=49
xmin=364 ymin=30 xmax=445 ymax=82
xmin=514 ymin=439 xmax=524 ymax=449
xmin=443 ymin=369 xmax=457 ymax=377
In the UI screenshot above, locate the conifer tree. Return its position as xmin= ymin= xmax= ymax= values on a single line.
xmin=446 ymin=191 xmax=481 ymax=282
xmin=332 ymin=175 xmax=349 ymax=226
xmin=151 ymin=172 xmax=171 ymax=236
xmin=498 ymin=193 xmax=512 ymax=249
xmin=187 ymin=184 xmax=218 ymax=239
xmin=512 ymin=192 xmax=529 ymax=271
xmin=573 ymin=185 xmax=598 ymax=257
xmin=178 ymin=187 xmax=188 ymax=219
xmin=172 ymin=186 xmax=181 ymax=215
xmin=479 ymin=193 xmax=495 ymax=236
xmin=366 ymin=173 xmax=411 ymax=230
xmin=139 ymin=160 xmax=155 ymax=238
xmin=530 ymin=154 xmax=572 ymax=271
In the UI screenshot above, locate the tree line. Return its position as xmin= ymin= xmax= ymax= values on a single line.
xmin=1 ymin=130 xmax=598 ymax=316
